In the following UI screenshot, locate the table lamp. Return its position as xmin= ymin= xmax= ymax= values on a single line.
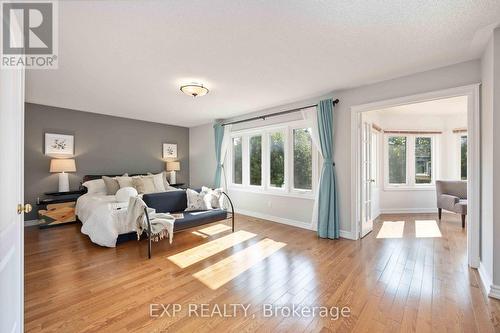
xmin=50 ymin=159 xmax=76 ymax=192
xmin=166 ymin=161 xmax=180 ymax=184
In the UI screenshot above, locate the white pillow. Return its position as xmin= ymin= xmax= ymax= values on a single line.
xmin=150 ymin=173 xmax=166 ymax=192
xmin=115 ymin=187 xmax=138 ymax=202
xmin=201 ymin=186 xmax=224 ymax=208
xmin=83 ymin=179 xmax=106 ymax=194
xmin=185 ymin=188 xmax=212 ymax=211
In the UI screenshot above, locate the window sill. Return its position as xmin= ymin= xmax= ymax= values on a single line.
xmin=228 ymin=186 xmax=315 ymax=200
xmin=383 ymin=185 xmax=436 ymax=192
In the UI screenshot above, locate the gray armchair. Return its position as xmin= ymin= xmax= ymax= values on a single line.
xmin=436 ymin=180 xmax=467 ymax=228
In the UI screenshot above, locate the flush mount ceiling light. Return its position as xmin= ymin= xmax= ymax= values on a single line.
xmin=180 ymin=83 xmax=209 ymax=97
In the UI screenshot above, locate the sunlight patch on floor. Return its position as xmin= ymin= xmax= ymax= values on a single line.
xmin=196 ymin=223 xmax=232 ymax=236
xmin=168 ymin=230 xmax=256 ymax=268
xmin=415 ymin=220 xmax=442 ymax=238
xmin=376 ymin=221 xmax=405 ymax=239
xmin=193 ymin=238 xmax=286 ymax=290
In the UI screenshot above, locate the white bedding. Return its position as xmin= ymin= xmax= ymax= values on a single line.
xmin=76 ymin=187 xmax=182 ymax=247
xmin=76 ymin=193 xmax=134 ymax=247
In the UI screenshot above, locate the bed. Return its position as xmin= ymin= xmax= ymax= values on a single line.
xmin=76 ymin=174 xmax=178 ymax=247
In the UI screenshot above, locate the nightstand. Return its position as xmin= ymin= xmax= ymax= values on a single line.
xmin=37 ymin=190 xmax=85 ymax=228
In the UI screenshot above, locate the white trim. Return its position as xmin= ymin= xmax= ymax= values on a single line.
xmin=489 ymin=285 xmax=500 ymax=300
xmin=24 ymin=219 xmax=40 ymax=227
xmin=379 ymin=208 xmax=437 ymax=214
xmin=236 ymin=208 xmax=354 ymax=240
xmin=351 ymin=84 xmax=481 ymax=269
xmin=478 ymin=263 xmax=493 ymax=297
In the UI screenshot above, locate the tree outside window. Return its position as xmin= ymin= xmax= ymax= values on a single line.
xmin=232 ymin=137 xmax=242 ymax=184
xmin=415 ymin=137 xmax=432 ymax=184
xmin=249 ymin=135 xmax=262 ymax=186
xmin=388 ymin=136 xmax=407 ymax=184
xmin=269 ymin=132 xmax=285 ymax=188
xmin=293 ymin=128 xmax=312 ymax=190
xmin=461 ymin=135 xmax=467 ymax=180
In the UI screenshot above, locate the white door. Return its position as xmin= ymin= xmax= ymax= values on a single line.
xmin=0 ymin=65 xmax=25 ymax=332
xmin=360 ymin=122 xmax=374 ymax=237
xmin=370 ymin=129 xmax=380 ymax=220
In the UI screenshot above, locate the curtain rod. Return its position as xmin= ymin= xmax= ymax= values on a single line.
xmin=222 ymin=99 xmax=339 ymax=126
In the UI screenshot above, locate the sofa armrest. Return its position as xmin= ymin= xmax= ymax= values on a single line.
xmin=438 ymin=194 xmax=459 ymax=210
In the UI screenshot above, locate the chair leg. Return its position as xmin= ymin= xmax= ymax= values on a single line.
xmin=462 ymin=214 xmax=466 ymax=229
xmin=438 ymin=208 xmax=442 ymax=220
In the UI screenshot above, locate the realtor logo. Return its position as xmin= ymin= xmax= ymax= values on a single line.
xmin=1 ymin=0 xmax=58 ymax=69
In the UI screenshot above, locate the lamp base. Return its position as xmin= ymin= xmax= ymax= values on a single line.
xmin=169 ymin=171 xmax=176 ymax=184
xmin=58 ymin=172 xmax=69 ymax=192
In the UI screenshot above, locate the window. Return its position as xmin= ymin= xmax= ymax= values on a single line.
xmin=385 ymin=134 xmax=437 ymax=188
xmin=229 ymin=120 xmax=317 ymax=197
xmin=293 ymin=128 xmax=312 ymax=190
xmin=388 ymin=136 xmax=407 ymax=184
xmin=460 ymin=135 xmax=467 ymax=180
xmin=415 ymin=137 xmax=432 ymax=184
xmin=249 ymin=135 xmax=262 ymax=186
xmin=269 ymin=131 xmax=285 ymax=188
xmin=232 ymin=137 xmax=242 ymax=184
xmin=371 ymin=130 xmax=379 ymax=186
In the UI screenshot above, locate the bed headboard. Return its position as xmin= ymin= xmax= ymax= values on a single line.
xmin=81 ymin=174 xmax=147 ymax=184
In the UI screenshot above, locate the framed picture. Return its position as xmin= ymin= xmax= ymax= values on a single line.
xmin=45 ymin=133 xmax=74 ymax=156
xmin=163 ymin=143 xmax=177 ymax=159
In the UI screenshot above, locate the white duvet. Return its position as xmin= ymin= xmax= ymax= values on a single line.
xmin=76 ymin=193 xmax=134 ymax=247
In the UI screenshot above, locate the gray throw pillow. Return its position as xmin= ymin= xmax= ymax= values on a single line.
xmin=102 ymin=174 xmax=128 ymax=195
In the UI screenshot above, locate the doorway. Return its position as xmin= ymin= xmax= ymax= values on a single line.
xmin=350 ymin=84 xmax=480 ymax=268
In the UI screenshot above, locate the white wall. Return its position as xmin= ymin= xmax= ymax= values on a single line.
xmin=480 ymin=31 xmax=494 ymax=290
xmin=189 ymin=59 xmax=481 ymax=238
xmin=362 ymin=111 xmax=467 ymax=213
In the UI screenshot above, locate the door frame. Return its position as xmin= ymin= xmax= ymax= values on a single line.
xmin=350 ymin=83 xmax=481 ymax=268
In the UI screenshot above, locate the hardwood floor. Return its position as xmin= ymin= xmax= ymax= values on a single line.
xmin=25 ymin=213 xmax=500 ymax=332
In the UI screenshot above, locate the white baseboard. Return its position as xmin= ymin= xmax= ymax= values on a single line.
xmin=24 ymin=219 xmax=40 ymax=226
xmin=379 ymin=208 xmax=437 ymax=214
xmin=235 ymin=209 xmax=353 ymax=240
xmin=339 ymin=230 xmax=357 ymax=240
xmin=477 ymin=262 xmax=500 ymax=300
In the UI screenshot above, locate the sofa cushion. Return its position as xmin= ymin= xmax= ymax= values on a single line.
xmin=173 ymin=209 xmax=228 ymax=231
xmin=143 ymin=190 xmax=187 ymax=213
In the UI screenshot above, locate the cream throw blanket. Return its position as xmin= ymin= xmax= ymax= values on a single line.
xmin=127 ymin=196 xmax=175 ymax=244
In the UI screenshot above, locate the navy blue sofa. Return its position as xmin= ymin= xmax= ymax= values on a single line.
xmin=141 ymin=189 xmax=234 ymax=258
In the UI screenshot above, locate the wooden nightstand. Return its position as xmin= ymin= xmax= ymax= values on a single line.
xmin=37 ymin=190 xmax=85 ymax=228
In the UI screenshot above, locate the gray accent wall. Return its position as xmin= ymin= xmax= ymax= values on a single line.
xmin=25 ymin=103 xmax=189 ymax=220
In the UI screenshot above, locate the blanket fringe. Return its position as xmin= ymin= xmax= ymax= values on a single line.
xmin=150 ymin=229 xmax=170 ymax=242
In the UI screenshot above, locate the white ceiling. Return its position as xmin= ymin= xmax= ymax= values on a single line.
xmin=26 ymin=0 xmax=500 ymax=127
xmin=373 ymin=96 xmax=468 ymax=116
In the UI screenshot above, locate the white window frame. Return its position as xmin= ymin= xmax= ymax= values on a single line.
xmin=370 ymin=129 xmax=379 ymax=188
xmin=228 ymin=119 xmax=318 ymax=199
xmin=384 ymin=133 xmax=439 ymax=190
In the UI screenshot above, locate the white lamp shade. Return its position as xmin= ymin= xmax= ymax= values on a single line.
xmin=166 ymin=161 xmax=180 ymax=171
xmin=50 ymin=159 xmax=76 ymax=173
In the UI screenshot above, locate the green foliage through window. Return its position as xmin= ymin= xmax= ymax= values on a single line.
xmin=249 ymin=136 xmax=262 ymax=185
xmin=415 ymin=137 xmax=432 ymax=184
xmin=293 ymin=128 xmax=312 ymax=190
xmin=388 ymin=136 xmax=406 ymax=184
xmin=232 ymin=137 xmax=242 ymax=184
xmin=269 ymin=132 xmax=285 ymax=187
xmin=461 ymin=135 xmax=467 ymax=180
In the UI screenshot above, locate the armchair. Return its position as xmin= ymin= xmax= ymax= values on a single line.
xmin=436 ymin=180 xmax=467 ymax=228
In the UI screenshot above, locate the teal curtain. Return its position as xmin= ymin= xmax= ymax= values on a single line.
xmin=213 ymin=123 xmax=224 ymax=187
xmin=316 ymin=99 xmax=340 ymax=239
